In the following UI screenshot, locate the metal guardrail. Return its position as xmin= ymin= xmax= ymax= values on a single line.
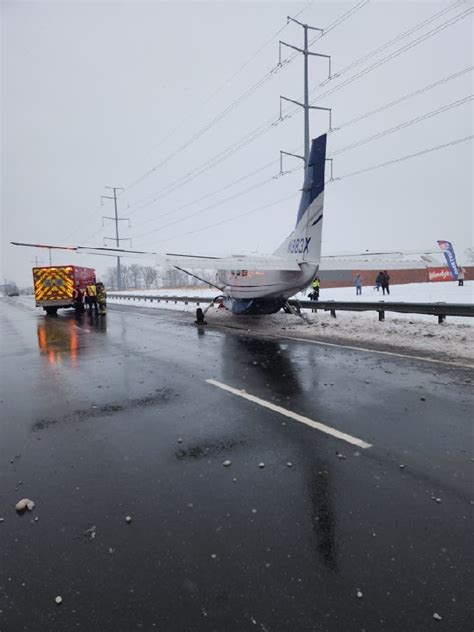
xmin=292 ymin=300 xmax=474 ymax=323
xmin=109 ymin=293 xmax=206 ymax=304
xmin=109 ymin=293 xmax=474 ymax=323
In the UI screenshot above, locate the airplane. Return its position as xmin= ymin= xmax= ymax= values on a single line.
xmin=12 ymin=134 xmax=328 ymax=315
xmin=11 ymin=131 xmax=445 ymax=315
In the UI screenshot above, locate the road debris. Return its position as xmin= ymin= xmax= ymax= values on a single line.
xmin=357 ymin=590 xmax=363 ymax=599
xmin=55 ymin=596 xmax=62 ymax=605
xmin=433 ymin=613 xmax=442 ymax=621
xmin=222 ymin=460 xmax=231 ymax=467
xmin=15 ymin=499 xmax=35 ymax=512
xmin=258 ymin=463 xmax=265 ymax=468
xmin=125 ymin=516 xmax=132 ymax=523
xmin=336 ymin=453 xmax=346 ymax=460
xmin=399 ymin=464 xmax=406 ymax=469
xmin=286 ymin=462 xmax=292 ymax=467
xmin=84 ymin=525 xmax=97 ymax=540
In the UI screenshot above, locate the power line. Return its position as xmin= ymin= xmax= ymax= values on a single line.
xmin=336 ymin=134 xmax=474 ymax=180
xmin=121 ymin=1 xmax=370 ymax=196
xmin=307 ymin=6 xmax=474 ymax=107
xmin=61 ymin=2 xmax=470 ymax=248
xmin=278 ymin=2 xmax=470 ymax=124
xmin=330 ymin=95 xmax=473 ymax=157
xmin=135 ymin=91 xmax=469 ymax=241
xmin=146 ymin=1 xmax=314 ymax=157
xmin=335 ymin=66 xmax=473 ymax=130
xmin=131 ymin=166 xmax=301 ymax=241
xmin=155 ymin=192 xmax=299 ymax=244
xmin=61 ymin=204 xmax=103 ymax=244
xmin=327 ymin=0 xmax=465 ymax=82
xmin=127 ymin=156 xmax=280 ymax=226
xmin=124 ymin=3 xmax=472 ymax=218
xmin=129 ymin=85 xmax=472 ymax=238
xmin=154 ymin=134 xmax=473 ymax=244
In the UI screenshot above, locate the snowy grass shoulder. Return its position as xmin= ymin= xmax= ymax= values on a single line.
xmin=300 ymin=280 xmax=473 ymax=305
xmin=108 ymin=282 xmax=473 ymax=362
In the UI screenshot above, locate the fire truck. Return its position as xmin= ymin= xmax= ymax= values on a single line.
xmin=33 ymin=265 xmax=96 ymax=315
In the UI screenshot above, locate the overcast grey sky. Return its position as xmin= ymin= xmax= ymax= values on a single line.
xmin=2 ymin=0 xmax=473 ymax=286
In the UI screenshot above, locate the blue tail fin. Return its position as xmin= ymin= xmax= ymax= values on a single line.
xmin=296 ymin=134 xmax=327 ymax=226
xmin=274 ymin=133 xmax=327 ymax=262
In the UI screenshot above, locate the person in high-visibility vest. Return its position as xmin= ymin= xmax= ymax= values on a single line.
xmin=310 ymin=277 xmax=320 ymax=301
xmin=85 ymin=283 xmax=98 ymax=314
xmin=96 ymin=282 xmax=107 ymax=316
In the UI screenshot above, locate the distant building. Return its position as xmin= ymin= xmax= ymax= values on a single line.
xmin=318 ymin=254 xmax=472 ymax=288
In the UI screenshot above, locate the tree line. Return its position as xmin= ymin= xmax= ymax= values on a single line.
xmin=103 ymin=265 xmax=211 ymax=290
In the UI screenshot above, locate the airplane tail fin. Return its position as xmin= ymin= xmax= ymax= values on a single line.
xmin=274 ymin=134 xmax=327 ymax=263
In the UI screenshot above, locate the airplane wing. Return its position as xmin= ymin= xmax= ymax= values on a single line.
xmin=10 ymin=242 xmax=153 ymax=258
xmin=160 ymin=253 xmax=302 ymax=271
xmin=12 ymin=241 xmax=441 ymax=271
xmin=10 ymin=242 xmax=303 ymax=271
xmin=319 ymin=249 xmax=442 ymax=270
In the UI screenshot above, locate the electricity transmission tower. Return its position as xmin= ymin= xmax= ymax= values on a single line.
xmin=279 ymin=16 xmax=332 ymax=172
xmin=101 ymin=186 xmax=130 ymax=290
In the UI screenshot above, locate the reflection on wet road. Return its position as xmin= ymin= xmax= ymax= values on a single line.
xmin=36 ymin=312 xmax=107 ymax=366
xmin=1 ymin=298 xmax=473 ymax=632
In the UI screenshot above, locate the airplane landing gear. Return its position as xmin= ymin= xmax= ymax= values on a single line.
xmin=195 ymin=307 xmax=207 ymax=325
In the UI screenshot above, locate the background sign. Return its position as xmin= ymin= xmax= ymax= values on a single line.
xmin=428 ymin=267 xmax=452 ymax=282
xmin=436 ymin=240 xmax=458 ymax=279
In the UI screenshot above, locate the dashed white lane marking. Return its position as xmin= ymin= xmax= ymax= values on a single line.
xmin=206 ymin=378 xmax=372 ymax=449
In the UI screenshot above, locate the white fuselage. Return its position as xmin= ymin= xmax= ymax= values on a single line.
xmin=217 ymin=262 xmax=318 ymax=300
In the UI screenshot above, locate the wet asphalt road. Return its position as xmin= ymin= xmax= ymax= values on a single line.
xmin=0 ymin=298 xmax=473 ymax=632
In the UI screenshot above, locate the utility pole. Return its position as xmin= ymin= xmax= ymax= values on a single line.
xmin=101 ymin=186 xmax=130 ymax=290
xmin=279 ymin=17 xmax=332 ymax=169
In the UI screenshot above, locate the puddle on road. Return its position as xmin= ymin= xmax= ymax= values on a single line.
xmin=36 ymin=312 xmax=107 ymax=366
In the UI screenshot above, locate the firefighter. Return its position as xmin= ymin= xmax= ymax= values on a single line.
xmin=96 ymin=282 xmax=107 ymax=316
xmin=310 ymin=277 xmax=320 ymax=301
xmin=85 ymin=283 xmax=98 ymax=314
xmin=73 ymin=287 xmax=85 ymax=313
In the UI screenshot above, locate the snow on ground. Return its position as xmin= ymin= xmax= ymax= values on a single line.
xmin=111 ymin=280 xmax=473 ymax=304
xmin=109 ymin=281 xmax=473 ymax=363
xmin=208 ymin=307 xmax=473 ymax=364
xmin=297 ymin=280 xmax=474 ymax=304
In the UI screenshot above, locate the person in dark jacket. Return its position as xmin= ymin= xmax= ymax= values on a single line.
xmin=381 ymin=271 xmax=390 ymax=295
xmin=375 ymin=272 xmax=384 ymax=292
